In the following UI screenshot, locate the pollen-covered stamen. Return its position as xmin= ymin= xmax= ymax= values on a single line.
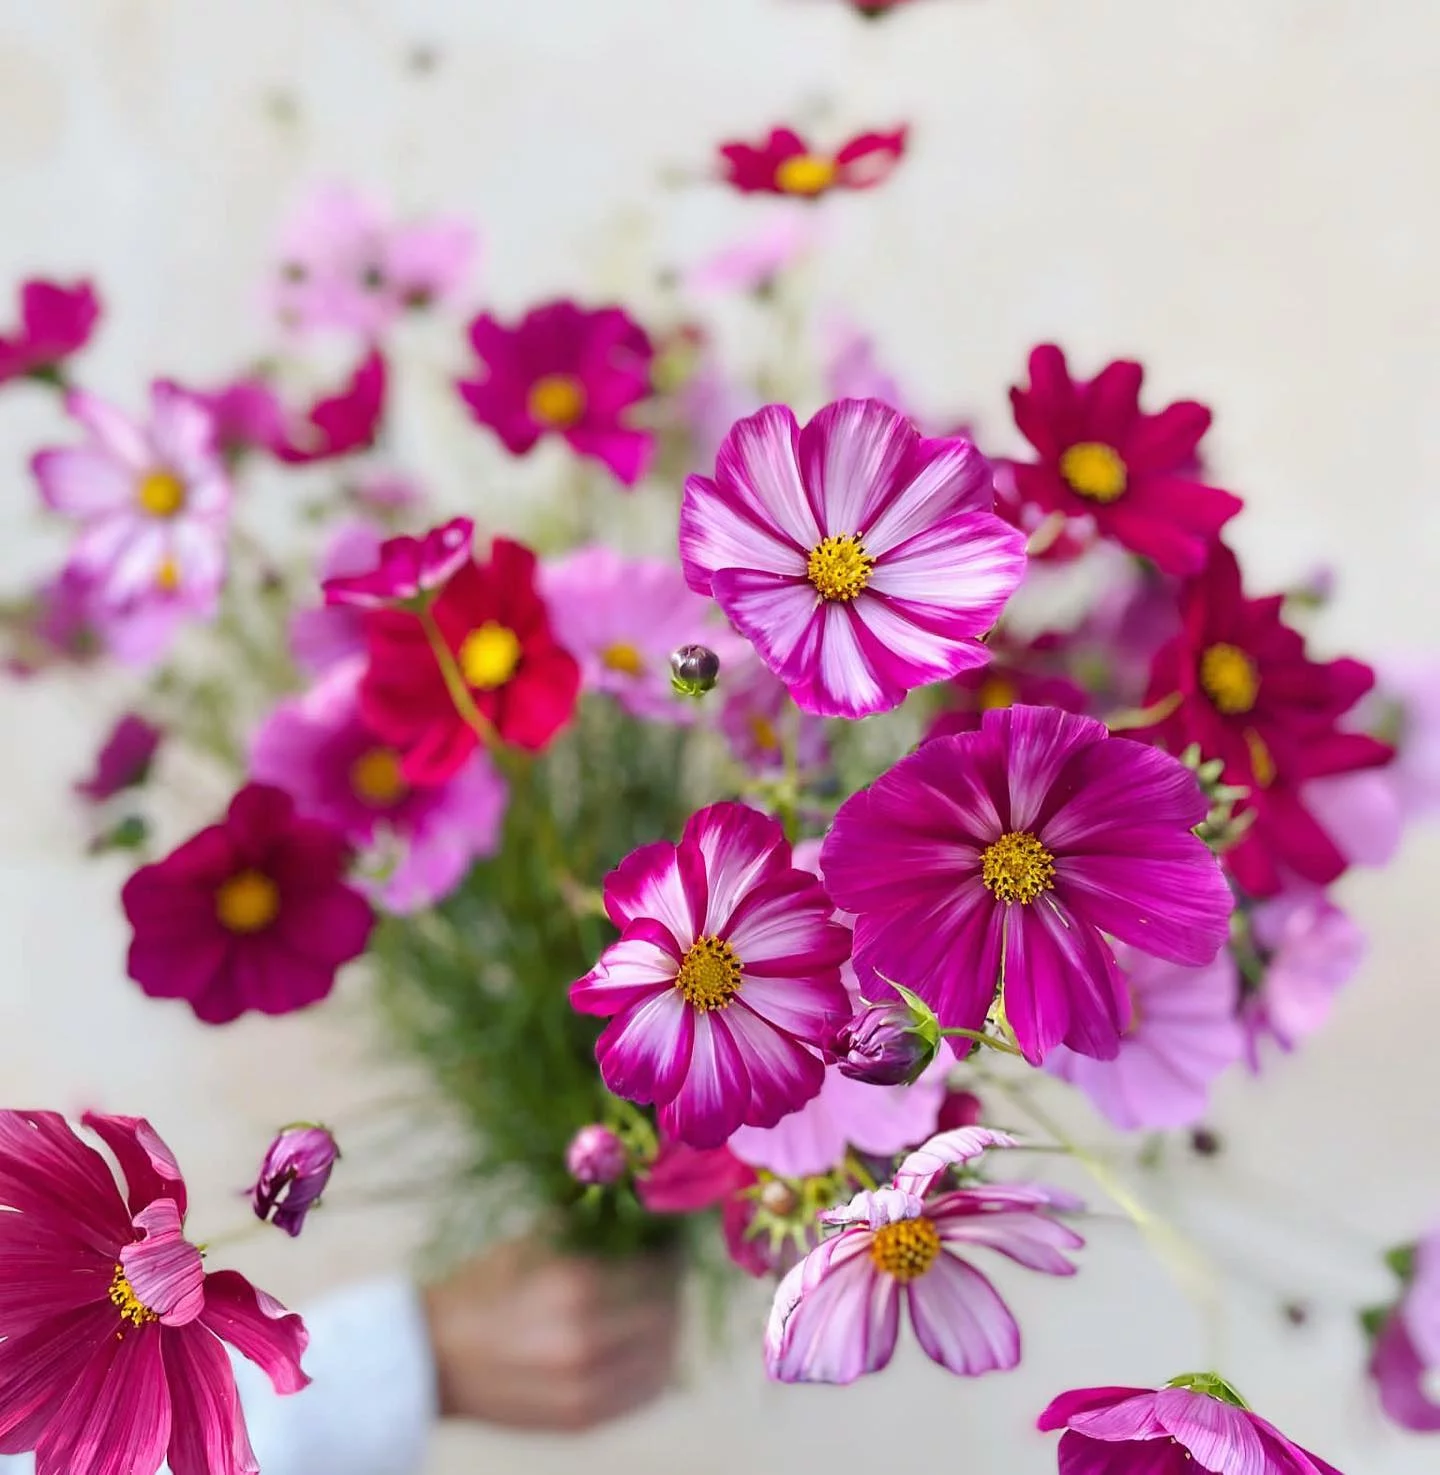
xmin=459 ymin=622 xmax=522 ymax=690
xmin=1200 ymin=642 xmax=1260 ymax=716
xmin=675 ymin=934 xmax=743 ymax=1011
xmin=349 ymin=746 xmax=407 ymax=806
xmin=136 ymin=470 xmax=187 ymax=519
xmin=527 ymin=373 xmax=586 ymax=429
xmin=215 ymin=869 xmax=280 ymax=934
xmin=775 ymin=154 xmax=838 ymax=197
xmin=1059 ymin=441 xmax=1127 ymax=504
xmin=602 ymin=642 xmax=646 ymax=677
xmin=981 ymin=830 xmax=1057 ymax=904
xmin=109 ymin=1264 xmax=158 ymax=1329
xmin=869 ymin=1217 xmax=941 ymax=1282
xmin=807 ymin=533 xmax=874 ymax=603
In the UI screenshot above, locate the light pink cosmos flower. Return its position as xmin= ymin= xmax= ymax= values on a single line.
xmin=570 ymin=802 xmax=852 ymax=1148
xmin=683 ymin=214 xmax=820 ymax=296
xmin=1371 ymin=1229 xmax=1440 ymax=1432
xmin=322 ymin=516 xmax=473 ymax=609
xmin=272 ymin=184 xmax=475 ymax=336
xmin=1047 ymin=947 xmax=1244 ymax=1131
xmin=1375 ymin=658 xmax=1440 ymax=815
xmin=32 ymin=382 xmax=229 ymax=613
xmin=680 ymin=399 xmax=1027 ymax=718
xmin=289 ymin=520 xmax=384 ymax=675
xmin=766 ymin=1126 xmax=1083 ymax=1383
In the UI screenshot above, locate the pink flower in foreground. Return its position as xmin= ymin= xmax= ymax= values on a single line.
xmin=250 ymin=1125 xmax=340 ymax=1238
xmin=766 ymin=1127 xmax=1083 ymax=1382
xmin=322 ymin=516 xmax=473 ymax=609
xmin=0 ymin=1110 xmax=308 ymax=1475
xmin=1038 ymin=1377 xmax=1344 ymax=1473
xmin=75 ymin=713 xmax=163 ymax=802
xmin=122 ymin=784 xmax=374 ymax=1024
xmin=719 ymin=126 xmax=908 ymax=198
xmin=250 ymin=661 xmax=506 ymax=913
xmin=289 ymin=521 xmax=384 ymax=675
xmin=1371 ymin=1230 xmax=1440 ymax=1432
xmin=271 ymin=351 xmax=386 ymax=464
xmin=681 ymin=400 xmax=1027 ymax=719
xmin=571 ymin=802 xmax=852 ymax=1147
xmin=0 ymin=278 xmax=100 ymax=385
xmin=457 ymin=301 xmax=656 ymax=486
xmin=1048 ymin=947 xmax=1244 ymax=1130
xmin=822 ymin=705 xmax=1234 ymax=1065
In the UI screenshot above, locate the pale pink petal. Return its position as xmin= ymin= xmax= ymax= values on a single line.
xmin=931 ymin=1208 xmax=1083 ymax=1274
xmin=595 ymin=987 xmax=695 ymax=1105
xmin=892 ymin=1127 xmax=1018 ymax=1198
xmin=197 ymin=1270 xmax=310 ymax=1395
xmin=120 ymin=1200 xmax=205 ymax=1326
xmin=864 ymin=436 xmax=997 ymax=554
xmin=684 ymin=801 xmax=787 ymax=933
xmin=148 ymin=383 xmax=219 ymax=476
xmin=1154 ymin=1388 xmax=1267 ymax=1475
xmin=32 ymin=448 xmax=134 ymax=515
xmin=906 ymin=1252 xmax=1020 ymax=1375
xmin=66 ymin=390 xmax=151 ymax=468
xmin=679 ymin=478 xmax=808 ymax=586
xmin=798 ymin=398 xmax=912 ymax=535
xmin=724 ymin=876 xmax=850 ymax=974
xmin=721 ymin=1001 xmax=826 ymax=1126
xmin=820 ymin=1187 xmax=925 ymax=1229
xmin=658 ymin=1011 xmax=752 ymax=1147
xmin=162 ymin=1326 xmax=259 ymax=1475
xmin=766 ymin=1238 xmax=899 ymax=1384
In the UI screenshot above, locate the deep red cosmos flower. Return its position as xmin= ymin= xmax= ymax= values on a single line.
xmin=271 ymin=351 xmax=386 ymax=464
xmin=1008 ymin=344 xmax=1242 ymax=575
xmin=359 ymin=537 xmax=581 ymax=782
xmin=1141 ymin=543 xmax=1393 ymax=896
xmin=122 ymin=784 xmax=375 ymax=1024
xmin=719 ymin=126 xmax=908 ymax=199
xmin=0 ymin=278 xmax=101 ymax=386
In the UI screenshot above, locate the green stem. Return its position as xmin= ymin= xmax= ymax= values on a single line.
xmin=416 ymin=605 xmax=524 ymax=782
xmin=941 ymin=1026 xmax=1023 ymax=1059
xmin=1105 ymin=691 xmax=1183 ymax=733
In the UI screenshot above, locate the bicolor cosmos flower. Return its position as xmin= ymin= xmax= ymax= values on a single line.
xmin=571 ymin=801 xmax=852 ymax=1147
xmin=250 ymin=1125 xmax=340 ymax=1237
xmin=0 ymin=278 xmax=100 ymax=386
xmin=322 ymin=516 xmax=474 ymax=609
xmin=75 ymin=713 xmax=163 ymax=802
xmin=0 ymin=1109 xmax=308 ymax=1475
xmin=719 ymin=655 xmax=829 ymax=775
xmin=1037 ymin=1377 xmax=1345 ymax=1473
xmin=718 ymin=126 xmax=908 ymax=198
xmin=766 ymin=1127 xmax=1083 ymax=1382
xmin=121 ymin=783 xmax=374 ymax=1024
xmin=32 ymin=381 xmax=230 ymax=612
xmin=250 ymin=659 xmax=507 ymax=913
xmin=822 ymin=705 xmax=1235 ymax=1065
xmin=272 ymin=183 xmax=475 ymax=335
xmin=289 ymin=520 xmax=384 ymax=676
xmin=1047 ymin=946 xmax=1244 ymax=1130
xmin=456 ymin=300 xmax=656 ymax=486
xmin=271 ymin=351 xmax=386 ymax=464
xmin=1370 ymin=1229 xmax=1440 ymax=1432
xmin=680 ymin=399 xmax=1027 ymax=719
xmin=359 ymin=537 xmax=580 ymax=782
xmin=1008 ymin=344 xmax=1242 ymax=575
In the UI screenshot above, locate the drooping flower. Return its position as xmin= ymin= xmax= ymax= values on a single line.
xmin=359 ymin=537 xmax=580 ymax=782
xmin=122 ymin=783 xmax=374 ymax=1024
xmin=270 ymin=351 xmax=386 ymax=464
xmin=322 ymin=516 xmax=473 ymax=609
xmin=0 ymin=1109 xmax=308 ymax=1475
xmin=289 ymin=520 xmax=384 ymax=676
xmin=718 ymin=126 xmax=908 ymax=198
xmin=1007 ymin=344 xmax=1242 ymax=575
xmin=32 ymin=382 xmax=230 ymax=612
xmin=250 ymin=1125 xmax=340 ymax=1237
xmin=272 ymin=184 xmax=475 ymax=335
xmin=1037 ymin=1376 xmax=1345 ymax=1473
xmin=719 ymin=655 xmax=829 ymax=775
xmin=250 ymin=659 xmax=506 ymax=913
xmin=822 ymin=705 xmax=1234 ymax=1065
xmin=766 ymin=1127 xmax=1083 ymax=1382
xmin=565 ymin=1125 xmax=629 ymax=1186
xmin=75 ymin=714 xmax=164 ymax=802
xmin=456 ymin=301 xmax=655 ymax=486
xmin=681 ymin=400 xmax=1027 ymax=719
xmin=0 ymin=278 xmax=100 ymax=386
xmin=1370 ymin=1230 xmax=1440 ymax=1433
xmin=1047 ymin=946 xmax=1244 ymax=1130
xmin=571 ymin=802 xmax=852 ymax=1147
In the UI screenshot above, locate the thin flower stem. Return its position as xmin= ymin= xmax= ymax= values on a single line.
xmin=940 ymin=1026 xmax=1024 ymax=1059
xmin=775 ymin=701 xmax=802 ymax=845
xmin=1104 ymin=691 xmax=1183 ymax=733
xmin=416 ymin=605 xmax=524 ymax=782
xmin=845 ymin=1154 xmax=879 ymax=1193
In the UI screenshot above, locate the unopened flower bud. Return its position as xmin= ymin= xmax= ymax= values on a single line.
xmin=758 ymin=1179 xmax=799 ymax=1216
xmin=250 ymin=1125 xmax=339 ymax=1237
xmin=831 ymin=983 xmax=941 ymax=1087
xmin=565 ymin=1124 xmax=628 ymax=1186
xmin=670 ymin=643 xmax=721 ymax=696
xmin=936 ymin=1089 xmax=983 ymax=1132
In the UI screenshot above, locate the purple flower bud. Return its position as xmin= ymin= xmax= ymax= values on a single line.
xmin=250 ymin=1125 xmax=339 ymax=1237
xmin=831 ymin=985 xmax=941 ymax=1087
xmin=565 ymin=1124 xmax=628 ymax=1186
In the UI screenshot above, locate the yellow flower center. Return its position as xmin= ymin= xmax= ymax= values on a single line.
xmin=807 ymin=533 xmax=874 ymax=603
xmin=1244 ymin=726 xmax=1276 ymax=789
xmin=1199 ymin=642 xmax=1260 ymax=716
xmin=601 ymin=642 xmax=646 ymax=677
xmin=749 ymin=713 xmax=780 ymax=754
xmin=1059 ymin=442 xmax=1127 ymax=504
xmin=776 ymin=154 xmax=838 ymax=197
xmin=155 ymin=556 xmax=181 ymax=593
xmin=459 ymin=622 xmax=522 ymax=690
xmin=349 ymin=746 xmax=407 ymax=807
xmin=135 ymin=470 xmax=187 ymax=519
xmin=981 ymin=830 xmax=1056 ymax=904
xmin=675 ymin=934 xmax=743 ymax=1012
xmin=527 ymin=373 xmax=587 ymax=428
xmin=109 ymin=1264 xmax=158 ymax=1329
xmin=976 ymin=674 xmax=1018 ymax=711
xmin=215 ymin=869 xmax=280 ymax=934
xmin=869 ymin=1217 xmax=942 ymax=1282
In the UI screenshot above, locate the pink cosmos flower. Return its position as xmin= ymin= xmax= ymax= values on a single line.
xmin=766 ymin=1127 xmax=1083 ymax=1382
xmin=719 ymin=127 xmax=908 ymax=198
xmin=250 ymin=660 xmax=506 ymax=914
xmin=250 ymin=1125 xmax=340 ymax=1237
xmin=322 ymin=516 xmax=473 ymax=609
xmin=0 ymin=1109 xmax=308 ymax=1475
xmin=457 ymin=301 xmax=656 ymax=486
xmin=75 ymin=713 xmax=163 ymax=802
xmin=122 ymin=783 xmax=375 ymax=1024
xmin=347 ymin=466 xmax=426 ymax=515
xmin=680 ymin=400 xmax=1027 ymax=719
xmin=289 ymin=521 xmax=384 ymax=675
xmin=636 ymin=1138 xmax=757 ymax=1214
xmin=33 ymin=382 xmax=230 ymax=612
xmin=683 ymin=215 xmax=819 ymax=296
xmin=160 ymin=376 xmax=287 ymax=463
xmin=1037 ymin=1379 xmax=1344 ymax=1474
xmin=821 ymin=705 xmax=1235 ymax=1065
xmin=272 ymin=184 xmax=474 ymax=335
xmin=570 ymin=801 xmax=852 ymax=1147
xmin=1047 ymin=946 xmax=1244 ymax=1131
xmin=271 ymin=351 xmax=386 ymax=464
xmin=1371 ymin=1230 xmax=1440 ymax=1432
xmin=719 ymin=655 xmax=829 ymax=774
xmin=0 ymin=278 xmax=100 ymax=385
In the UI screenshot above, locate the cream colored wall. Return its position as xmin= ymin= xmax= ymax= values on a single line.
xmin=1 ymin=1 xmax=1437 ymax=1470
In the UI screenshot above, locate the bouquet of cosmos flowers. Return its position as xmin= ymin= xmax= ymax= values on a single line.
xmin=4 ymin=7 xmax=1440 ymax=1475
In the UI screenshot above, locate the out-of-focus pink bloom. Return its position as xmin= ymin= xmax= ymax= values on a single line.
xmin=823 ymin=321 xmax=908 ymax=412
xmin=164 ymin=376 xmax=287 ymax=461
xmin=0 ymin=279 xmax=100 ymax=386
xmin=684 ymin=215 xmax=820 ymax=296
xmin=289 ymin=521 xmax=384 ymax=676
xmin=272 ymin=184 xmax=475 ymax=335
xmin=719 ymin=656 xmax=829 ymax=775
xmin=1371 ymin=1230 xmax=1440 ymax=1432
xmin=565 ymin=1125 xmax=629 ymax=1186
xmin=719 ymin=127 xmax=909 ymax=198
xmin=322 ymin=517 xmax=473 ymax=610
xmin=636 ymin=1138 xmax=756 ymax=1214
xmin=936 ymin=1089 xmax=983 ymax=1132
xmin=271 ymin=351 xmax=386 ymax=464
xmin=348 ymin=466 xmax=426 ymax=515
xmin=75 ymin=714 xmax=163 ymax=802
xmin=250 ymin=1125 xmax=340 ymax=1237
xmin=1300 ymin=768 xmax=1403 ymax=870
xmin=1375 ymin=658 xmax=1440 ymax=815
xmin=924 ymin=657 xmax=1088 ymax=742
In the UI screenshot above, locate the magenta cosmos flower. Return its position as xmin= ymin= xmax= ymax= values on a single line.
xmin=570 ymin=802 xmax=852 ymax=1147
xmin=1038 ymin=1378 xmax=1344 ymax=1474
xmin=1371 ymin=1229 xmax=1440 ymax=1432
xmin=271 ymin=350 xmax=386 ymax=464
xmin=457 ymin=300 xmax=656 ymax=486
xmin=122 ymin=783 xmax=374 ymax=1024
xmin=322 ymin=516 xmax=474 ymax=609
xmin=0 ymin=1110 xmax=308 ymax=1475
xmin=74 ymin=713 xmax=163 ymax=802
xmin=0 ymin=278 xmax=100 ymax=386
xmin=822 ymin=705 xmax=1234 ymax=1065
xmin=719 ymin=126 xmax=908 ymax=198
xmin=680 ymin=399 xmax=1027 ymax=719
xmin=766 ymin=1126 xmax=1083 ymax=1383
xmin=1008 ymin=344 xmax=1242 ymax=575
